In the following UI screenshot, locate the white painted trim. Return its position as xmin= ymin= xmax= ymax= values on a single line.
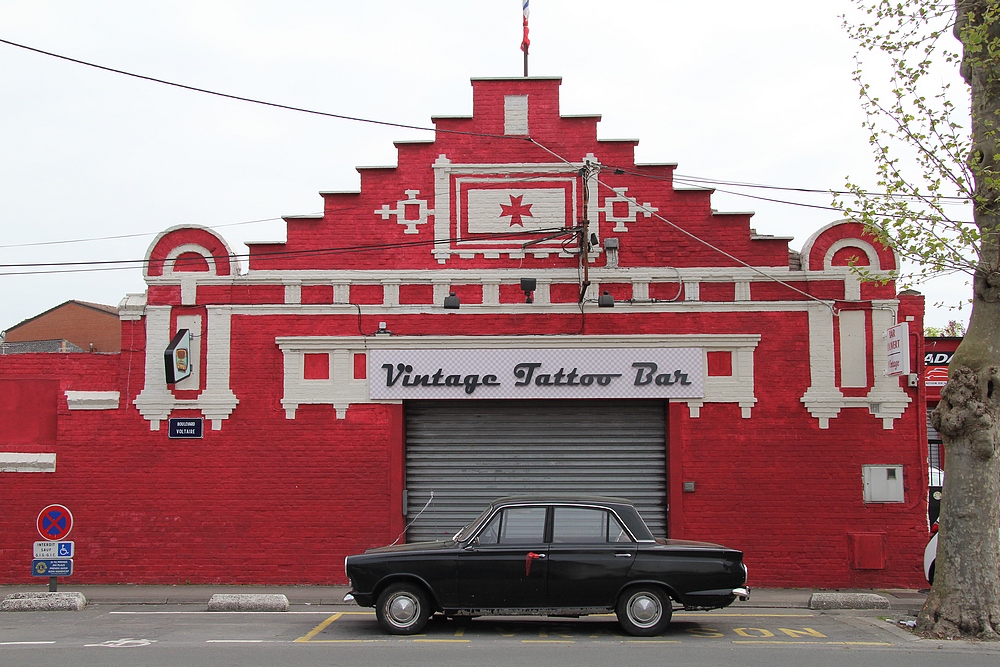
xmin=164 ymin=243 xmax=218 ymax=276
xmin=134 ymin=306 xmax=174 ymax=429
xmin=823 ymin=238 xmax=881 ymax=271
xmin=142 ymin=224 xmax=242 ymax=279
xmin=800 ymin=301 xmax=910 ymax=428
xmin=65 ymin=391 xmax=120 ymax=410
xmin=0 ymin=453 xmax=56 ymax=473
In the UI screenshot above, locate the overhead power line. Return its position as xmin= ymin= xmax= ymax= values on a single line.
xmin=0 ymin=37 xmax=524 ymax=141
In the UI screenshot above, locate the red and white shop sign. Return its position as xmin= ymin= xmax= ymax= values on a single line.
xmin=368 ymin=348 xmax=704 ymax=400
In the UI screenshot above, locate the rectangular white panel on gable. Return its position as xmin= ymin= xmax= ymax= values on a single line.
xmin=466 ymin=187 xmax=567 ymax=233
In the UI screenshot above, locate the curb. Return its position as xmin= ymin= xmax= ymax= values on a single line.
xmin=1 ymin=592 xmax=87 ymax=612
xmin=207 ymin=593 xmax=290 ymax=612
xmin=809 ymin=592 xmax=891 ymax=610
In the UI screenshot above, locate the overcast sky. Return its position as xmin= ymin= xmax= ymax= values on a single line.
xmin=0 ymin=0 xmax=969 ymax=332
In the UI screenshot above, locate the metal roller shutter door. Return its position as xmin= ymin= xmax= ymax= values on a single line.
xmin=405 ymin=399 xmax=667 ymax=543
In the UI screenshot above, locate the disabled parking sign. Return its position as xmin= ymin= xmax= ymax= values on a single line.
xmin=37 ymin=505 xmax=73 ymax=541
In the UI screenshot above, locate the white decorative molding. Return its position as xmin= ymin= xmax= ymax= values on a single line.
xmin=431 ymin=154 xmax=592 ymax=264
xmin=597 ymin=186 xmax=658 ymax=232
xmin=133 ymin=306 xmax=238 ymax=430
xmin=375 ymin=189 xmax=435 ymax=235
xmin=276 ymin=334 xmax=759 ymax=420
xmin=800 ymin=303 xmax=843 ymax=428
xmin=118 ymin=293 xmax=146 ymax=321
xmin=839 ymin=310 xmax=868 ymax=388
xmin=164 ymin=243 xmax=218 ymax=276
xmin=800 ymin=302 xmax=910 ymax=428
xmin=684 ymin=282 xmax=700 ymax=301
xmin=65 ymin=391 xmax=120 ymax=410
xmin=0 ymin=453 xmax=56 ymax=473
xmin=134 ymin=306 xmax=174 ymax=429
xmin=735 ymin=281 xmax=751 ymax=302
xmin=866 ymin=304 xmax=911 ymax=428
xmin=198 ymin=307 xmax=240 ymax=429
xmin=284 ymin=281 xmax=302 ymax=305
xmin=278 ymin=344 xmax=370 ymax=419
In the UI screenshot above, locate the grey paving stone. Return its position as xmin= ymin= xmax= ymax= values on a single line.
xmin=809 ymin=592 xmax=891 ymax=610
xmin=1 ymin=591 xmax=87 ymax=611
xmin=207 ymin=593 xmax=289 ymax=612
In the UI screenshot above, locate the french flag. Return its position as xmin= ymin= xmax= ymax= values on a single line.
xmin=521 ymin=0 xmax=530 ymax=53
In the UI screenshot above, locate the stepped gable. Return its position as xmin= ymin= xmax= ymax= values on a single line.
xmin=246 ymin=77 xmax=792 ymax=272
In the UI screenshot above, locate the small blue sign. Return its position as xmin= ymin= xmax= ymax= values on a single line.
xmin=168 ymin=418 xmax=204 ymax=439
xmin=32 ymin=559 xmax=73 ymax=577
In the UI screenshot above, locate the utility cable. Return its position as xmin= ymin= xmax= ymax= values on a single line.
xmin=0 ymin=37 xmax=528 ymax=142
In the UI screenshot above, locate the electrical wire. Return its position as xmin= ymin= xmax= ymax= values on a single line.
xmin=0 ymin=215 xmax=303 ymax=250
xmin=0 ymin=37 xmax=528 ymax=142
xmin=0 ymin=226 xmax=571 ymax=275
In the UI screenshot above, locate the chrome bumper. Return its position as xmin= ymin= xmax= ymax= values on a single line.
xmin=343 ymin=593 xmax=355 ymax=603
xmin=732 ymin=587 xmax=751 ymax=601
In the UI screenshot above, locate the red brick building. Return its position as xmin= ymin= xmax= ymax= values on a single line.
xmin=0 ymin=77 xmax=929 ymax=587
xmin=3 ymin=300 xmax=120 ymax=353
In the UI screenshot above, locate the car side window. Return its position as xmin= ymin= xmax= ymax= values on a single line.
xmin=496 ymin=507 xmax=547 ymax=544
xmin=552 ymin=507 xmax=634 ymax=544
xmin=476 ymin=512 xmax=502 ymax=545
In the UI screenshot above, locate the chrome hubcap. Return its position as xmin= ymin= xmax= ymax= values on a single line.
xmin=387 ymin=594 xmax=418 ymax=627
xmin=627 ymin=593 xmax=661 ymax=627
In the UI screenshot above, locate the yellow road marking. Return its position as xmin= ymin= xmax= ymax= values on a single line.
xmin=295 ymin=613 xmax=342 ymax=642
xmin=733 ymin=640 xmax=892 ymax=645
xmin=674 ymin=613 xmax=815 ymax=617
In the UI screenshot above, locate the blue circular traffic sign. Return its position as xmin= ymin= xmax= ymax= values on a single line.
xmin=37 ymin=504 xmax=73 ymax=540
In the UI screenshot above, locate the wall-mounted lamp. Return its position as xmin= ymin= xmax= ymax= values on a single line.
xmin=443 ymin=292 xmax=461 ymax=309
xmin=374 ymin=321 xmax=392 ymax=336
xmin=598 ymin=291 xmax=615 ymax=308
xmin=520 ymin=278 xmax=537 ymax=304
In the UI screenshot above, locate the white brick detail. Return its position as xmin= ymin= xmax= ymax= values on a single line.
xmin=0 ymin=453 xmax=56 ymax=473
xmin=65 ymin=391 xmax=120 ymax=410
xmin=504 ymin=95 xmax=528 ymax=135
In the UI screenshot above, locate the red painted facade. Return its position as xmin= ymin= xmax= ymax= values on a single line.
xmin=1 ymin=77 xmax=929 ymax=587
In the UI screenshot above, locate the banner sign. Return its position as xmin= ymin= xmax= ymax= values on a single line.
xmin=369 ymin=348 xmax=704 ymax=400
xmin=886 ymin=323 xmax=910 ymax=376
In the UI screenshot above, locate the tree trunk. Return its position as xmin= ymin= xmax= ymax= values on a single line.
xmin=917 ymin=0 xmax=1000 ymax=639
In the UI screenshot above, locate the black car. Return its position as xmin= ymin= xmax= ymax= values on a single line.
xmin=344 ymin=495 xmax=749 ymax=636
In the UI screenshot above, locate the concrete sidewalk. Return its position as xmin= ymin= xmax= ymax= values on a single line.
xmin=0 ymin=584 xmax=928 ymax=613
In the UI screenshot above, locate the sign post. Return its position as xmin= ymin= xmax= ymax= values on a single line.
xmin=35 ymin=505 xmax=74 ymax=592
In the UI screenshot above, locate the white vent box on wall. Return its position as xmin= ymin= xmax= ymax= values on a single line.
xmin=863 ymin=465 xmax=904 ymax=503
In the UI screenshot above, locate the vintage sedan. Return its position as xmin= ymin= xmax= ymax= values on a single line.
xmin=344 ymin=496 xmax=749 ymax=636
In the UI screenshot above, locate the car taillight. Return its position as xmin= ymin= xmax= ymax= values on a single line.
xmin=930 ymin=522 xmax=939 ymax=535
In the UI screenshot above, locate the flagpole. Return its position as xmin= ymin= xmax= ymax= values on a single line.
xmin=521 ymin=1 xmax=529 ymax=77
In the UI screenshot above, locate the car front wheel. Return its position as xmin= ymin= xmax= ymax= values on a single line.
xmin=376 ymin=583 xmax=431 ymax=635
xmin=615 ymin=585 xmax=672 ymax=636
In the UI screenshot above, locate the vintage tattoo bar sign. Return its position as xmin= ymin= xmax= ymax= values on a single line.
xmin=368 ymin=348 xmax=704 ymax=400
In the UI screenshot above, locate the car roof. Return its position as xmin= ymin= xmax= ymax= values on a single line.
xmin=490 ymin=495 xmax=636 ymax=508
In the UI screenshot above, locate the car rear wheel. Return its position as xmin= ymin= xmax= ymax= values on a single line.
xmin=615 ymin=585 xmax=672 ymax=636
xmin=376 ymin=583 xmax=431 ymax=635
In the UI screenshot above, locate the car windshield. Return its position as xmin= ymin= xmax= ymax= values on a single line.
xmin=453 ymin=506 xmax=495 ymax=542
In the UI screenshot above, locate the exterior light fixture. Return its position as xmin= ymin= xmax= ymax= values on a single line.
xmin=520 ymin=278 xmax=536 ymax=303
xmin=443 ymin=292 xmax=461 ymax=309
xmin=374 ymin=321 xmax=392 ymax=336
xmin=598 ymin=291 xmax=615 ymax=308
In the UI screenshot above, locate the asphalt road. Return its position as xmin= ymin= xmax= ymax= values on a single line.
xmin=2 ymin=604 xmax=999 ymax=667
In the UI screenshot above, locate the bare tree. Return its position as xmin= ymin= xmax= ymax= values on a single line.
xmin=840 ymin=0 xmax=1000 ymax=638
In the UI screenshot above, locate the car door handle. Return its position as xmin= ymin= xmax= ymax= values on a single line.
xmin=525 ymin=551 xmax=546 ymax=576
xmin=615 ymin=553 xmax=633 ymax=558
